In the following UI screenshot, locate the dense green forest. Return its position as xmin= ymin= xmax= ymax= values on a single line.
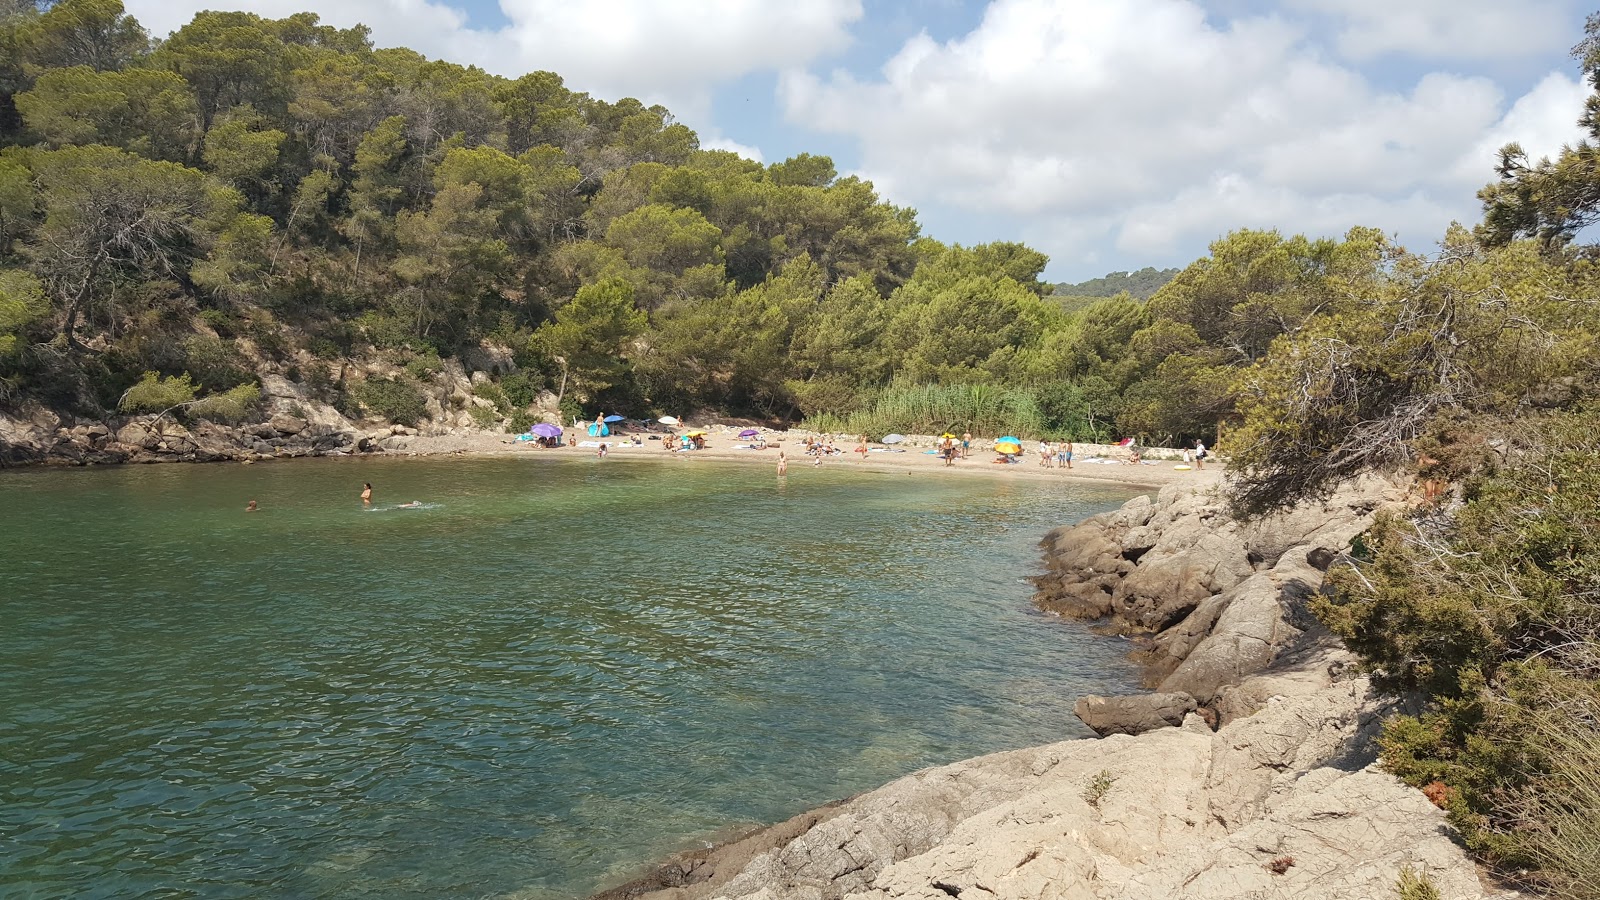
xmin=1050 ymin=266 xmax=1178 ymax=306
xmin=0 ymin=0 xmax=1397 ymax=445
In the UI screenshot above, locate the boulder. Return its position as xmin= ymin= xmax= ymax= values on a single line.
xmin=1074 ymin=692 xmax=1199 ymax=736
xmin=604 ymin=656 xmax=1512 ymax=900
xmin=269 ymin=413 xmax=307 ymax=435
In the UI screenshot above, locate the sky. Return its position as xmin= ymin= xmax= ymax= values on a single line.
xmin=123 ymin=0 xmax=1597 ymax=283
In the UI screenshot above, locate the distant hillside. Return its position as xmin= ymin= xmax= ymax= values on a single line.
xmin=1052 ymin=267 xmax=1179 ymax=300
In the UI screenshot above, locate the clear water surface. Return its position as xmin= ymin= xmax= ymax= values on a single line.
xmin=0 ymin=455 xmax=1144 ymax=898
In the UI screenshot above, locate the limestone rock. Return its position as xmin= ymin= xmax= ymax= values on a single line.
xmin=1074 ymin=692 xmax=1198 ymax=736
xmin=604 ymin=657 xmax=1512 ymax=900
xmin=269 ymin=413 xmax=307 ymax=435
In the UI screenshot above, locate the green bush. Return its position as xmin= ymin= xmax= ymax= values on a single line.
xmin=186 ymin=382 xmax=261 ymax=423
xmin=509 ymin=410 xmax=537 ymax=433
xmin=352 ymin=377 xmax=427 ymax=426
xmin=472 ymin=381 xmax=511 ymax=413
xmin=120 ymin=371 xmax=198 ymax=413
xmin=182 ymin=335 xmax=251 ymax=392
xmin=197 ymin=308 xmax=238 ymax=337
xmin=404 ymin=349 xmax=444 ymax=380
xmin=1317 ymin=408 xmax=1600 ymax=883
xmin=500 ymin=371 xmax=543 ymax=408
xmin=468 ymin=403 xmax=499 ymax=429
xmin=801 ymin=381 xmax=1046 ymax=440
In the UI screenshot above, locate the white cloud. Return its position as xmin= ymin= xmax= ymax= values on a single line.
xmin=125 ymin=0 xmax=863 ymax=114
xmin=1282 ymin=0 xmax=1579 ymax=61
xmin=701 ymin=135 xmax=765 ymax=164
xmin=781 ymin=0 xmax=1590 ymax=272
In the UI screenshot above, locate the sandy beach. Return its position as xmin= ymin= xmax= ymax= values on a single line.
xmin=391 ymin=426 xmax=1225 ymax=490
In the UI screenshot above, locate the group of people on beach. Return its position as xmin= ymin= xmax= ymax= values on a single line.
xmin=1035 ymin=440 xmax=1075 ymax=469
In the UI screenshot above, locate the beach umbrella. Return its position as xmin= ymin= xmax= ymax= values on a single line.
xmin=881 ymin=433 xmax=906 ymax=444
xmin=997 ymin=436 xmax=1020 ymax=445
xmin=995 ymin=442 xmax=1022 ymax=454
xmin=685 ymin=430 xmax=707 ymax=437
xmin=658 ymin=416 xmax=680 ymax=425
xmin=1116 ymin=437 xmax=1136 ymax=447
xmin=738 ymin=428 xmax=760 ymax=438
xmin=531 ymin=423 xmax=562 ymax=438
xmin=603 ymin=415 xmax=625 ymax=423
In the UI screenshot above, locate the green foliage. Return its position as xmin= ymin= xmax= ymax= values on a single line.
xmin=508 ymin=409 xmax=536 ymax=434
xmin=1052 ymin=267 xmax=1179 ymax=300
xmin=402 ymin=349 xmax=443 ymax=380
xmin=1228 ymin=234 xmax=1597 ymax=516
xmin=351 ymin=376 xmax=426 ymax=425
xmin=803 ymin=382 xmax=1046 ymax=441
xmin=185 ymin=381 xmax=259 ymax=422
xmin=471 ymin=381 xmax=510 ymax=413
xmin=119 ymin=370 xmax=196 ymax=412
xmin=499 ymin=371 xmax=542 ymax=407
xmin=0 ymin=268 xmax=46 ymax=358
xmin=1315 ymin=408 xmax=1600 ymax=879
xmin=535 ymin=276 xmax=646 ymax=402
xmin=1082 ymin=770 xmax=1116 ymax=808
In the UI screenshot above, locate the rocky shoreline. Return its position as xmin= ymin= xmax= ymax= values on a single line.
xmin=592 ymin=480 xmax=1521 ymax=900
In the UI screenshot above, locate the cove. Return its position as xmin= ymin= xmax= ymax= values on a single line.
xmin=0 ymin=456 xmax=1144 ymax=898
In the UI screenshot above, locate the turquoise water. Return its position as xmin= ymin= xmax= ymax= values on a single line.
xmin=0 ymin=455 xmax=1143 ymax=899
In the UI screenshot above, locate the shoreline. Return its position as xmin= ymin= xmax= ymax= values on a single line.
xmin=586 ymin=476 xmax=1509 ymax=900
xmin=378 ymin=429 xmax=1224 ymax=492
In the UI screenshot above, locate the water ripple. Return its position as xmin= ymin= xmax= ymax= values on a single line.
xmin=0 ymin=458 xmax=1144 ymax=898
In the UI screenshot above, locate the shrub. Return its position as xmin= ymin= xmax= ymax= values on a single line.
xmin=472 ymin=381 xmax=511 ymax=413
xmin=469 ymin=403 xmax=499 ymax=430
xmin=500 ymin=371 xmax=543 ymax=408
xmin=187 ymin=382 xmax=261 ymax=423
xmin=182 ymin=335 xmax=251 ymax=392
xmin=1082 ymin=770 xmax=1115 ymax=808
xmin=120 ymin=371 xmax=197 ymax=413
xmin=509 ymin=410 xmax=537 ymax=434
xmin=352 ymin=377 xmax=427 ymax=426
xmin=197 ymin=308 xmax=238 ymax=337
xmin=801 ymin=381 xmax=1046 ymax=440
xmin=404 ymin=349 xmax=444 ymax=380
xmin=1395 ymin=868 xmax=1440 ymax=900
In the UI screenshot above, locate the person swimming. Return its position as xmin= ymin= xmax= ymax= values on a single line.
xmin=399 ymin=500 xmax=423 ymax=509
xmin=246 ymin=499 xmax=258 ymax=512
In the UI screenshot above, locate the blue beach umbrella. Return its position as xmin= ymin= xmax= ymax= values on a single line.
xmin=603 ymin=415 xmax=625 ymax=423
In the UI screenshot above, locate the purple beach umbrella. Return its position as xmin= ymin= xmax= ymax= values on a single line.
xmin=738 ymin=428 xmax=760 ymax=438
xmin=531 ymin=423 xmax=562 ymax=437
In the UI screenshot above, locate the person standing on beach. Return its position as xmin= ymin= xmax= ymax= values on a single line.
xmin=1194 ymin=439 xmax=1207 ymax=470
xmin=855 ymin=435 xmax=868 ymax=459
xmin=777 ymin=451 xmax=788 ymax=475
xmin=961 ymin=432 xmax=971 ymax=459
xmin=1056 ymin=441 xmax=1069 ymax=470
xmin=361 ymin=482 xmax=372 ymax=505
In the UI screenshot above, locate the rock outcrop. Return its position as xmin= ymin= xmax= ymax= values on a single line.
xmin=594 ymin=480 xmax=1511 ymax=900
xmin=1034 ymin=475 xmax=1403 ymax=714
xmin=0 ymin=405 xmax=369 ymax=467
xmin=597 ymin=646 xmax=1512 ymax=900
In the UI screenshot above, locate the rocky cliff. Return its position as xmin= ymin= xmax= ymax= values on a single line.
xmin=0 ymin=349 xmax=555 ymax=467
xmin=596 ymin=480 xmax=1519 ymax=900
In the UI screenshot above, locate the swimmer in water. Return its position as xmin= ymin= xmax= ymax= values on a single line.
xmin=361 ymin=482 xmax=372 ymax=505
xmin=399 ymin=500 xmax=422 ymax=509
xmin=246 ymin=499 xmax=258 ymax=512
